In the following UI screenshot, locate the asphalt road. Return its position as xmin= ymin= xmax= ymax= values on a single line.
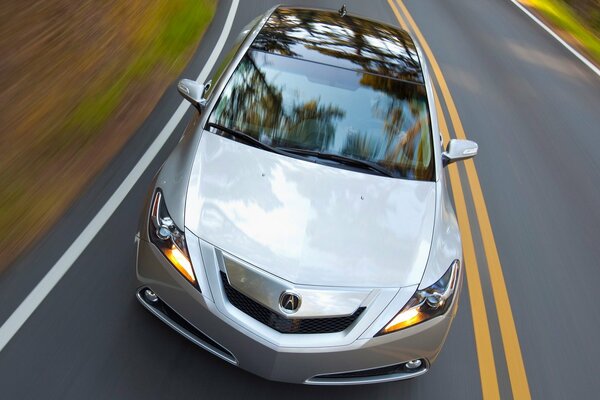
xmin=1 ymin=0 xmax=599 ymax=398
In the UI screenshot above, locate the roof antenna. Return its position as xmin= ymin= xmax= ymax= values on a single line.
xmin=338 ymin=4 xmax=347 ymax=17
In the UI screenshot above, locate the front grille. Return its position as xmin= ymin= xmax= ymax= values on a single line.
xmin=220 ymin=272 xmax=365 ymax=334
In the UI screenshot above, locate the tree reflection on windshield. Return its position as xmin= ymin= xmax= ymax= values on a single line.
xmin=209 ymin=50 xmax=434 ymax=181
xmin=252 ymin=7 xmax=424 ymax=84
xmin=210 ymin=53 xmax=346 ymax=152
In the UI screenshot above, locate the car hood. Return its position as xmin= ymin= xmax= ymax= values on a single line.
xmin=185 ymin=132 xmax=436 ymax=288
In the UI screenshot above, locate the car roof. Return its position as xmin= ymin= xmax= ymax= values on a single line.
xmin=251 ymin=6 xmax=424 ymax=84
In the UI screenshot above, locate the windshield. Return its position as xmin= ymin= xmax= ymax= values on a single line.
xmin=208 ymin=50 xmax=434 ymax=181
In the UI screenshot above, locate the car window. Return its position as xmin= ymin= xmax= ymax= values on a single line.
xmin=208 ymin=50 xmax=434 ymax=181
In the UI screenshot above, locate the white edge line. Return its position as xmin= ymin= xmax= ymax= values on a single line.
xmin=0 ymin=0 xmax=240 ymax=352
xmin=509 ymin=0 xmax=600 ymax=77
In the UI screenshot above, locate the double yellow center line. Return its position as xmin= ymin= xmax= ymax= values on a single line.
xmin=387 ymin=1 xmax=531 ymax=398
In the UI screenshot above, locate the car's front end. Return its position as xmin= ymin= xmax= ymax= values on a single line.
xmin=136 ymin=209 xmax=462 ymax=384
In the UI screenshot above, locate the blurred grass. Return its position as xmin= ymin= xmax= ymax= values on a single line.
xmin=67 ymin=1 xmax=215 ymax=134
xmin=521 ymin=0 xmax=600 ymax=63
xmin=0 ymin=0 xmax=216 ymax=271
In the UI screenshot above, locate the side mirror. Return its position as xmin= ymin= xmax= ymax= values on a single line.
xmin=177 ymin=79 xmax=211 ymax=110
xmin=442 ymin=139 xmax=478 ymax=167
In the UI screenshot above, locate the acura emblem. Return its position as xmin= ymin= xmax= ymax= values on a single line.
xmin=279 ymin=291 xmax=301 ymax=314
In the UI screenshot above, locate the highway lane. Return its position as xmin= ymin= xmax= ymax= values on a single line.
xmin=398 ymin=0 xmax=600 ymax=398
xmin=0 ymin=0 xmax=599 ymax=398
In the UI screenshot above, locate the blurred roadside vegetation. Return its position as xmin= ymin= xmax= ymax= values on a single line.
xmin=521 ymin=0 xmax=600 ymax=63
xmin=0 ymin=0 xmax=215 ymax=271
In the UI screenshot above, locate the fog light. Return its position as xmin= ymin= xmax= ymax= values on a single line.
xmin=144 ymin=289 xmax=159 ymax=304
xmin=405 ymin=359 xmax=422 ymax=370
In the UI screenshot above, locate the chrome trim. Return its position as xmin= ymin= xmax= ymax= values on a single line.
xmin=305 ymin=368 xmax=428 ymax=385
xmin=305 ymin=360 xmax=429 ymax=385
xmin=221 ymin=252 xmax=371 ymax=318
xmin=136 ymin=289 xmax=237 ymax=365
xmin=279 ymin=290 xmax=301 ymax=314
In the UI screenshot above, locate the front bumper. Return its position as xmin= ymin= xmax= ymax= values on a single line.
xmin=135 ymin=237 xmax=459 ymax=385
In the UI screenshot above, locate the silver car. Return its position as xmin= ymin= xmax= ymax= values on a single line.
xmin=135 ymin=5 xmax=477 ymax=385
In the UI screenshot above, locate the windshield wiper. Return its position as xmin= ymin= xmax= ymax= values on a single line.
xmin=207 ymin=122 xmax=290 ymax=157
xmin=206 ymin=125 xmax=394 ymax=177
xmin=281 ymin=148 xmax=395 ymax=177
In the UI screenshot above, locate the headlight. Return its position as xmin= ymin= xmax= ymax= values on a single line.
xmin=377 ymin=260 xmax=460 ymax=336
xmin=149 ymin=190 xmax=197 ymax=287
